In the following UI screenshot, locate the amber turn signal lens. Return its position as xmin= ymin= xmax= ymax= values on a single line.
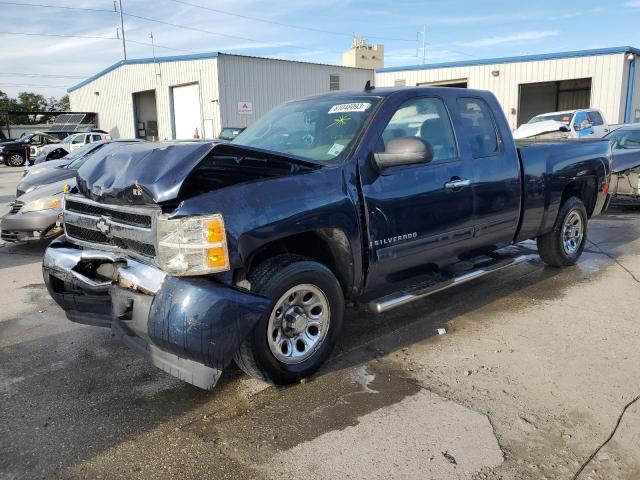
xmin=206 ymin=219 xmax=225 ymax=243
xmin=50 ymin=198 xmax=62 ymax=209
xmin=207 ymin=247 xmax=228 ymax=268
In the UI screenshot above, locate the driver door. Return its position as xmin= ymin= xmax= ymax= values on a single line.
xmin=359 ymin=95 xmax=476 ymax=291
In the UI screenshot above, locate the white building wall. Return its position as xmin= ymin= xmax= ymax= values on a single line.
xmin=216 ymin=54 xmax=373 ymax=128
xmin=69 ymin=57 xmax=220 ymax=140
xmin=375 ymin=53 xmax=629 ymax=128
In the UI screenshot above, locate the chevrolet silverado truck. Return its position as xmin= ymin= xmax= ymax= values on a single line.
xmin=42 ymin=86 xmax=611 ymax=390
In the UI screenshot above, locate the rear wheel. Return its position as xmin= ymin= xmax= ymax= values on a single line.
xmin=7 ymin=153 xmax=25 ymax=167
xmin=536 ymin=196 xmax=588 ymax=267
xmin=234 ymin=254 xmax=344 ymax=384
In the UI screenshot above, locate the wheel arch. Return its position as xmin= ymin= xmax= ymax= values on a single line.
xmin=561 ymin=177 xmax=598 ymax=217
xmin=239 ymin=228 xmax=356 ymax=297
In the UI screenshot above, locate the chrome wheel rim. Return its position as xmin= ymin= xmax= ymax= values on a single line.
xmin=8 ymin=154 xmax=23 ymax=166
xmin=266 ymin=284 xmax=330 ymax=365
xmin=562 ymin=210 xmax=583 ymax=255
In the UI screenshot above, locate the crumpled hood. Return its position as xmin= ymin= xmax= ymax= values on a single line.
xmin=76 ymin=141 xmax=319 ymax=206
xmin=39 ymin=143 xmax=69 ymax=156
xmin=513 ymin=120 xmax=568 ymax=140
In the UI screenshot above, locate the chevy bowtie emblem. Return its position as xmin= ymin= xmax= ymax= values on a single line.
xmin=95 ymin=216 xmax=111 ymax=237
xmin=132 ymin=180 xmax=143 ymax=196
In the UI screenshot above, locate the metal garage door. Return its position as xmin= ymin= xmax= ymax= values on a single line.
xmin=172 ymin=83 xmax=202 ymax=139
xmin=517 ymin=78 xmax=592 ymax=126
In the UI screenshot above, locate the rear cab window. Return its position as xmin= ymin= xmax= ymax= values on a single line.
xmin=588 ymin=111 xmax=604 ymax=126
xmin=456 ymin=97 xmax=500 ymax=158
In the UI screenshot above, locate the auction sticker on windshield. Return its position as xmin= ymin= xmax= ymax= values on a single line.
xmin=328 ymin=103 xmax=371 ymax=114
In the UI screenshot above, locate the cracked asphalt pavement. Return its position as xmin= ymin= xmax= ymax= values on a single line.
xmin=1 ymin=165 xmax=639 ymax=479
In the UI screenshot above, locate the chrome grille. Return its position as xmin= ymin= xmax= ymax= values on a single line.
xmin=9 ymin=201 xmax=23 ymax=214
xmin=63 ymin=195 xmax=161 ymax=260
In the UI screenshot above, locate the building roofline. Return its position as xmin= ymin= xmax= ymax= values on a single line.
xmin=67 ymin=52 xmax=219 ymax=93
xmin=67 ymin=51 xmax=372 ymax=93
xmin=376 ymin=46 xmax=640 ymax=73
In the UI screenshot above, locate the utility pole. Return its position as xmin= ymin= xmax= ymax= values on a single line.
xmin=116 ymin=0 xmax=127 ymax=60
xmin=150 ymin=32 xmax=160 ymax=77
xmin=418 ymin=24 xmax=427 ymax=64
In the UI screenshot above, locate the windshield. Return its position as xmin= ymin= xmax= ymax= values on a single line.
xmin=527 ymin=112 xmax=574 ymax=124
xmin=66 ymin=143 xmax=106 ymax=169
xmin=233 ymin=96 xmax=380 ymax=164
xmin=16 ymin=133 xmax=34 ymax=143
xmin=218 ymin=128 xmax=243 ymax=140
xmin=60 ymin=134 xmax=77 ymax=145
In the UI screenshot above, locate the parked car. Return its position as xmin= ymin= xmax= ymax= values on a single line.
xmin=514 ymin=109 xmax=609 ymax=140
xmin=17 ymin=139 xmax=142 ymax=197
xmin=0 ymin=132 xmax=61 ymax=167
xmin=218 ymin=127 xmax=246 ymax=141
xmin=42 ymin=87 xmax=611 ymax=390
xmin=34 ymin=131 xmax=111 ymax=164
xmin=2 ymin=140 xmax=143 ymax=242
xmin=605 ymin=124 xmax=640 ymax=204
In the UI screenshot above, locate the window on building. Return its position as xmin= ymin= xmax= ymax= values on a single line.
xmin=456 ymin=97 xmax=500 ymax=158
xmin=394 ymin=79 xmax=406 ymax=87
xmin=329 ymin=74 xmax=340 ymax=91
xmin=379 ymin=97 xmax=458 ymax=162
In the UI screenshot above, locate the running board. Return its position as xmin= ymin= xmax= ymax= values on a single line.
xmin=369 ymin=253 xmax=538 ymax=314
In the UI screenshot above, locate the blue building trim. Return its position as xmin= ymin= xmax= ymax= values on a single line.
xmin=625 ymin=56 xmax=636 ymax=123
xmin=67 ymin=52 xmax=219 ymax=93
xmin=376 ymin=47 xmax=640 ymax=73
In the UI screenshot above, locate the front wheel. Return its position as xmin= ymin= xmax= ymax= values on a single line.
xmin=234 ymin=255 xmax=344 ymax=384
xmin=7 ymin=153 xmax=25 ymax=167
xmin=536 ymin=196 xmax=588 ymax=267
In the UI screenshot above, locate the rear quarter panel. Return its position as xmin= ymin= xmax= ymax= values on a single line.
xmin=515 ymin=139 xmax=609 ymax=242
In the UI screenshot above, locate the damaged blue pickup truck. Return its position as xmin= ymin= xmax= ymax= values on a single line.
xmin=43 ymin=86 xmax=611 ymax=390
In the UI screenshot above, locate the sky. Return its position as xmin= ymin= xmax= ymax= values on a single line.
xmin=1 ymin=0 xmax=640 ymax=100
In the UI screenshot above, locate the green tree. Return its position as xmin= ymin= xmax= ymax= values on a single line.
xmin=56 ymin=94 xmax=70 ymax=111
xmin=17 ymin=92 xmax=48 ymax=111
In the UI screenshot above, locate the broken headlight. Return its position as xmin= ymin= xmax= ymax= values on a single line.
xmin=156 ymin=214 xmax=230 ymax=276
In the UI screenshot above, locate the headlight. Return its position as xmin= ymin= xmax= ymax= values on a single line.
xmin=21 ymin=194 xmax=63 ymax=213
xmin=156 ymin=213 xmax=230 ymax=276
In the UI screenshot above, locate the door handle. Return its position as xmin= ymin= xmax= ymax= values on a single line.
xmin=444 ymin=178 xmax=471 ymax=190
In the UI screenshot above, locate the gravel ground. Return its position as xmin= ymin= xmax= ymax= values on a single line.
xmin=1 ymin=164 xmax=639 ymax=479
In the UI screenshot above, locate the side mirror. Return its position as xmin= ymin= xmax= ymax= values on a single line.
xmin=373 ymin=136 xmax=434 ymax=169
xmin=559 ymin=125 xmax=570 ymax=133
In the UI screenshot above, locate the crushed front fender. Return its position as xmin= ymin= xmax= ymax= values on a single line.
xmin=148 ymin=276 xmax=270 ymax=370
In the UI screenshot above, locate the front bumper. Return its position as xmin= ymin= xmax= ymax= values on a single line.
xmin=1 ymin=208 xmax=61 ymax=242
xmin=42 ymin=239 xmax=270 ymax=390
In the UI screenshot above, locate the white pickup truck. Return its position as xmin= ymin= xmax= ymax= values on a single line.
xmin=514 ymin=109 xmax=609 ymax=140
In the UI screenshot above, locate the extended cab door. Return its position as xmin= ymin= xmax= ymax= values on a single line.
xmin=588 ymin=110 xmax=609 ymax=137
xmin=454 ymin=96 xmax=521 ymax=249
xmin=359 ymin=94 xmax=476 ymax=291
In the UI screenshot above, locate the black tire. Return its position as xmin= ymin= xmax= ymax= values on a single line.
xmin=234 ymin=254 xmax=344 ymax=384
xmin=536 ymin=196 xmax=588 ymax=267
xmin=7 ymin=152 xmax=25 ymax=167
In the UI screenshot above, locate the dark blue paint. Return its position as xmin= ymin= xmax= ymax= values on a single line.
xmin=147 ymin=276 xmax=270 ymax=369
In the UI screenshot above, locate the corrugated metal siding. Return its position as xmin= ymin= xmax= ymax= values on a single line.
xmin=216 ymin=55 xmax=373 ymax=128
xmin=69 ymin=58 xmax=220 ymax=139
xmin=375 ymin=54 xmax=628 ymax=128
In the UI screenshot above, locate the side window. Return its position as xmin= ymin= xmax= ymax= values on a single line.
xmin=573 ymin=112 xmax=589 ymax=128
xmin=380 ymin=97 xmax=457 ymax=162
xmin=617 ymin=131 xmax=640 ymax=149
xmin=456 ymin=97 xmax=499 ymax=158
xmin=71 ymin=135 xmax=83 ymax=145
xmin=588 ymin=111 xmax=604 ymax=126
xmin=92 ymin=134 xmax=102 ymax=142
